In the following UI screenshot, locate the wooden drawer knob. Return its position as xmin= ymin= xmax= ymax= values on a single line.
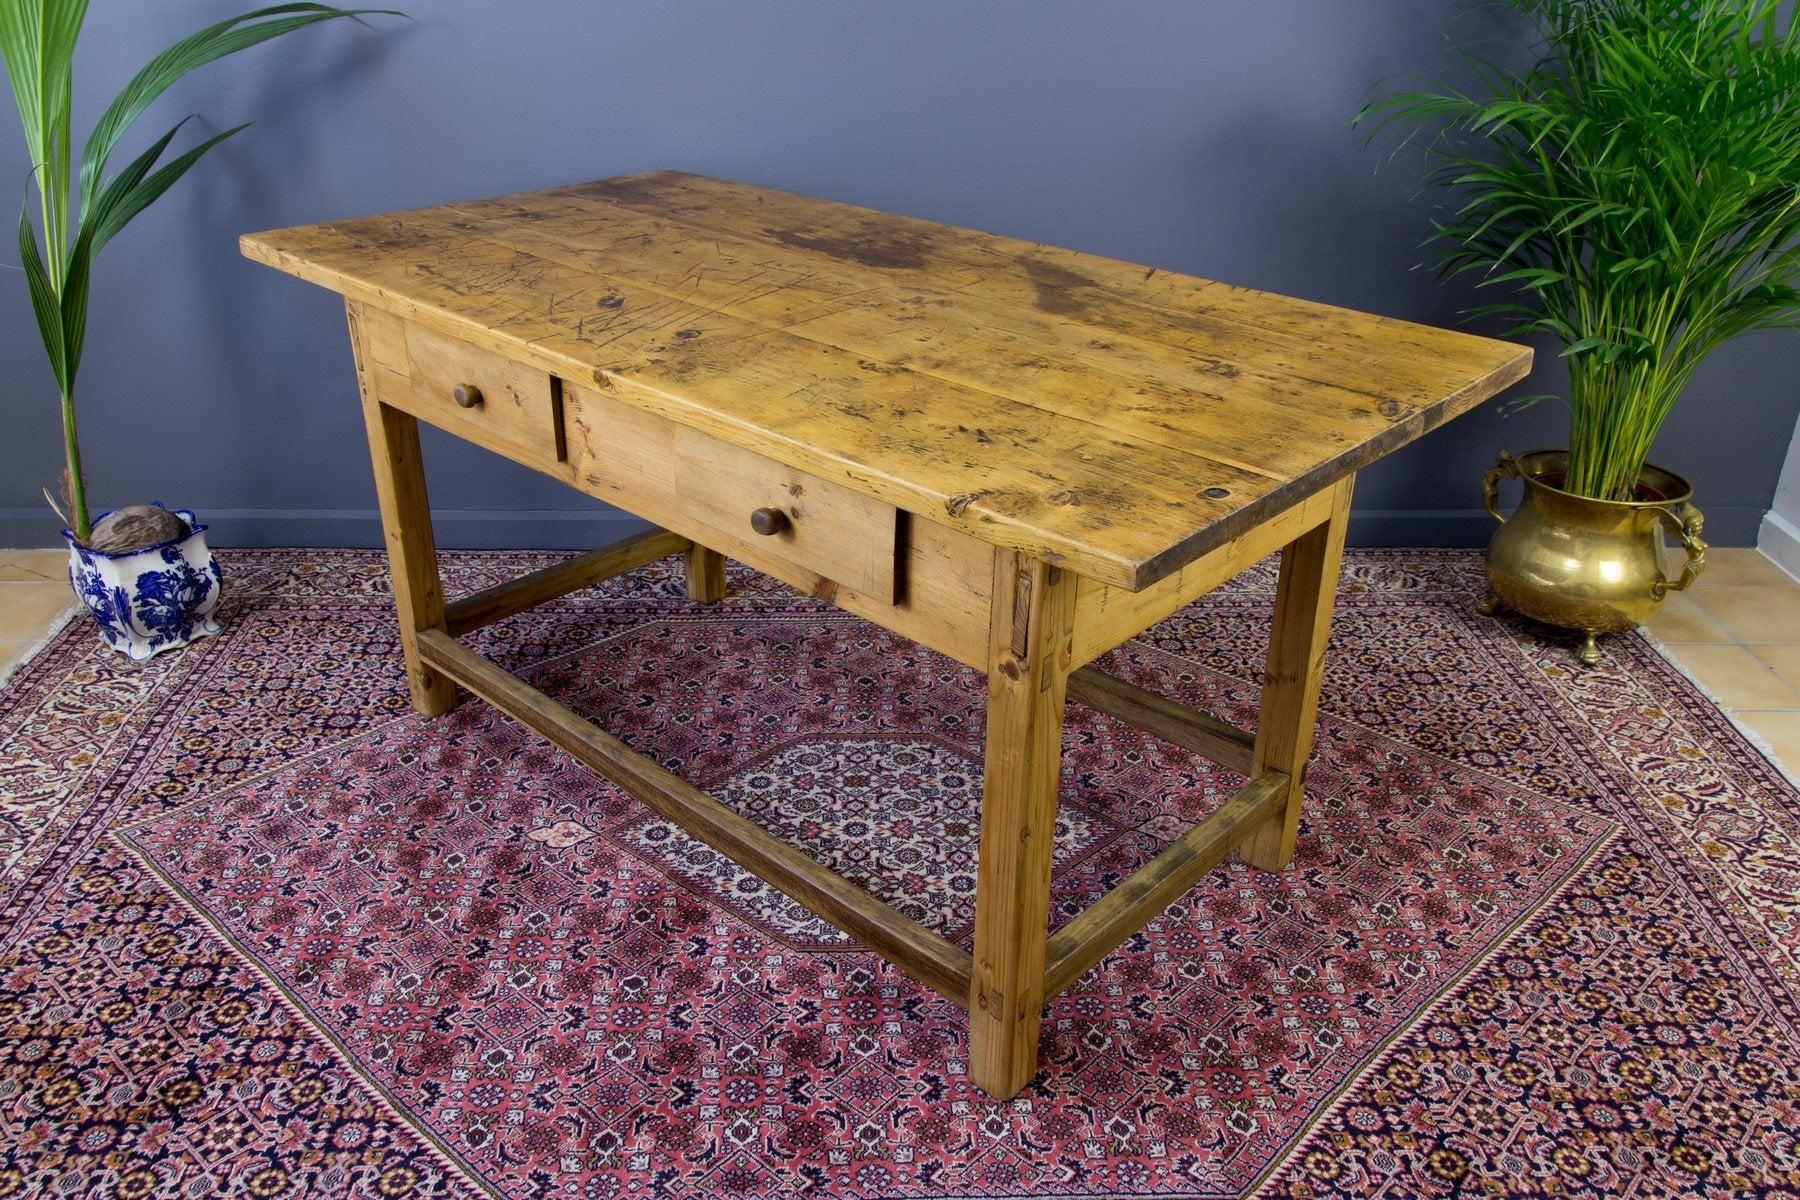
xmin=749 ymin=507 xmax=790 ymax=536
xmin=452 ymin=383 xmax=484 ymax=409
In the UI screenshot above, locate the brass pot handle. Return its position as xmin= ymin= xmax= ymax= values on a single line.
xmin=1482 ymin=450 xmax=1519 ymax=524
xmin=1652 ymin=501 xmax=1707 ymax=598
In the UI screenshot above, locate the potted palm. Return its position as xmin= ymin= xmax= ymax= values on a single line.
xmin=2 ymin=1 xmax=394 ymax=660
xmin=1361 ymin=0 xmax=1800 ymax=663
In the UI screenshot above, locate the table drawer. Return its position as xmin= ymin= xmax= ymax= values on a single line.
xmin=561 ymin=382 xmax=900 ymax=604
xmin=366 ymin=312 xmax=563 ymax=468
xmin=404 ymin=322 xmax=563 ymax=464
xmin=674 ymin=426 xmax=899 ymax=604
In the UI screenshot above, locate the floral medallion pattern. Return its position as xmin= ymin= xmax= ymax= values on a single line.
xmin=623 ymin=735 xmax=1033 ymax=945
xmin=0 ymin=549 xmax=1793 ymax=1199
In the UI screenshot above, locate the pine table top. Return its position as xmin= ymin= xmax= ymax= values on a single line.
xmin=243 ymin=170 xmax=1530 ymax=591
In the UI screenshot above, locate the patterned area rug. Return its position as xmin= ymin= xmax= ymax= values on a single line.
xmin=1 ymin=549 xmax=1796 ymax=1199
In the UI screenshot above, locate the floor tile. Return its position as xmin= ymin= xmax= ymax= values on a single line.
xmin=1688 ymin=585 xmax=1800 ymax=643
xmin=1729 ymin=709 xmax=1800 ymax=778
xmin=0 ymin=549 xmax=68 ymax=583
xmin=1747 ymin=644 xmax=1800 ymax=692
xmin=1657 ymin=643 xmax=1800 ymax=710
xmin=0 ymin=640 xmax=23 ymax=675
xmin=0 ymin=581 xmax=76 ymax=639
xmin=1643 ymin=591 xmax=1731 ymax=644
xmin=1697 ymin=547 xmax=1795 ymax=588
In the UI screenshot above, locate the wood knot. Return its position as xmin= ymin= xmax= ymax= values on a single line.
xmin=944 ymin=489 xmax=995 ymax=519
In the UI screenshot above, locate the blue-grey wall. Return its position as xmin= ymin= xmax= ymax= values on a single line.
xmin=3 ymin=1 xmax=1794 ymax=549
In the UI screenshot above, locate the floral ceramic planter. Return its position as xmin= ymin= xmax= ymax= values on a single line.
xmin=64 ymin=506 xmax=224 ymax=660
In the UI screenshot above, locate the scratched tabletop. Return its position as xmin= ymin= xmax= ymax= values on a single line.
xmin=242 ymin=171 xmax=1530 ymax=591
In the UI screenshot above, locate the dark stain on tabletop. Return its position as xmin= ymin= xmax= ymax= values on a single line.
xmin=1020 ymin=258 xmax=1101 ymax=317
xmin=578 ymin=175 xmax=692 ymax=210
xmin=766 ymin=222 xmax=933 ymax=271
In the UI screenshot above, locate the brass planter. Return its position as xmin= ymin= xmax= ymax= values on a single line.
xmin=1479 ymin=449 xmax=1707 ymax=664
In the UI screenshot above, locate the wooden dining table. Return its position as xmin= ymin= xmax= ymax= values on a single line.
xmin=242 ymin=171 xmax=1530 ymax=1100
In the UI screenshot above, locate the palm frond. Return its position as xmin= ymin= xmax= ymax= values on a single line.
xmin=79 ymin=5 xmax=398 ymax=213
xmin=16 ymin=203 xmax=65 ymax=391
xmin=1362 ymin=0 xmax=1800 ymax=500
xmin=87 ymin=120 xmax=252 ymax=255
xmin=1 ymin=0 xmax=90 ymax=286
xmin=0 ymin=0 xmax=398 ymax=537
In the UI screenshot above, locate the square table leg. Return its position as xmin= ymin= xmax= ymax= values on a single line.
xmin=1239 ymin=475 xmax=1354 ymax=870
xmin=970 ymin=553 xmax=1078 ymax=1100
xmin=684 ymin=545 xmax=728 ymax=603
xmin=350 ymin=305 xmax=458 ymax=718
xmin=360 ymin=398 xmax=459 ymax=717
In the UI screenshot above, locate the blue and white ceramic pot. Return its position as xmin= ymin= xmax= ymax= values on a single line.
xmin=64 ymin=506 xmax=225 ymax=661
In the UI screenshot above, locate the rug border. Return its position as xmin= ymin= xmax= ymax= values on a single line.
xmin=1518 ymin=630 xmax=1800 ymax=1035
xmin=1243 ymin=826 xmax=1619 ymax=1199
xmin=103 ymin=610 xmax=690 ymax=1200
xmin=1641 ymin=631 xmax=1800 ymax=789
xmin=110 ymin=819 xmax=507 ymax=1200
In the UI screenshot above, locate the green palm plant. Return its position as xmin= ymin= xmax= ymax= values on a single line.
xmin=1360 ymin=0 xmax=1800 ymax=502
xmin=1 ymin=1 xmax=394 ymax=543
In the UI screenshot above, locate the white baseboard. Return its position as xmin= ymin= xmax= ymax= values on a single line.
xmin=1758 ymin=511 xmax=1800 ymax=584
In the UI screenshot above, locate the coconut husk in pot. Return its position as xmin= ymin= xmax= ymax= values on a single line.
xmin=86 ymin=505 xmax=190 ymax=554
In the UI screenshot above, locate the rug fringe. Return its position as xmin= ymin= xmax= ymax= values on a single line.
xmin=0 ymin=603 xmax=80 ymax=688
xmin=1641 ymin=634 xmax=1800 ymax=789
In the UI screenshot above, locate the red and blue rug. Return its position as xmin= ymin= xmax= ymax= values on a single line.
xmin=1 ymin=548 xmax=1795 ymax=1198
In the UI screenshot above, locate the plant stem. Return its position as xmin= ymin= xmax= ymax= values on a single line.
xmin=59 ymin=390 xmax=89 ymax=541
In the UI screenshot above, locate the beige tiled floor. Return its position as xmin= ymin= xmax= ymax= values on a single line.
xmin=4 ymin=546 xmax=1799 ymax=778
xmin=1645 ymin=547 xmax=1800 ymax=779
xmin=0 ymin=548 xmax=76 ymax=678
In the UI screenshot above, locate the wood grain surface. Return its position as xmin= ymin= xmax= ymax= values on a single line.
xmin=246 ymin=172 xmax=1529 ymax=591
